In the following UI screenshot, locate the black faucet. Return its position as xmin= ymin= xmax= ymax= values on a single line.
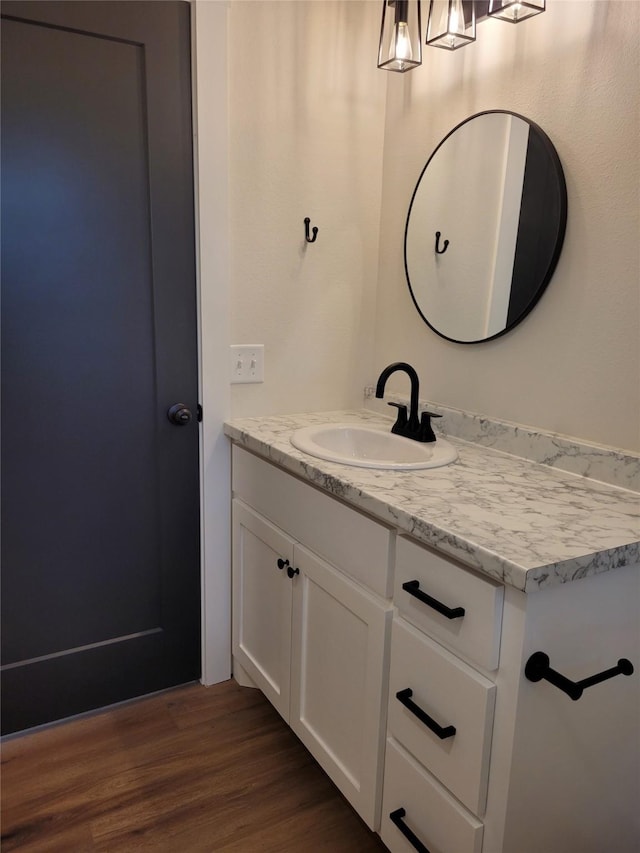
xmin=375 ymin=362 xmax=441 ymax=443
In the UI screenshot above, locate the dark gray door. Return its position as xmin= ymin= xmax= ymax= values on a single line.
xmin=1 ymin=1 xmax=201 ymax=735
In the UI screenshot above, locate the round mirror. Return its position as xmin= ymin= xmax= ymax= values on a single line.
xmin=404 ymin=111 xmax=567 ymax=344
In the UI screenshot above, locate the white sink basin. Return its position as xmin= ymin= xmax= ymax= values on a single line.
xmin=290 ymin=423 xmax=458 ymax=470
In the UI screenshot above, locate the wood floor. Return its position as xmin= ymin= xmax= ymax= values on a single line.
xmin=1 ymin=679 xmax=388 ymax=852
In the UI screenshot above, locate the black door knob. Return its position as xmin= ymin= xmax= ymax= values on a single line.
xmin=167 ymin=403 xmax=192 ymax=425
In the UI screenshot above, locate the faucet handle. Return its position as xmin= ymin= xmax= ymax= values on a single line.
xmin=418 ymin=411 xmax=442 ymax=443
xmin=388 ymin=402 xmax=408 ymax=434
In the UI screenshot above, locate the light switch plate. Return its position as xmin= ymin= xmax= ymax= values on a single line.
xmin=230 ymin=344 xmax=264 ymax=384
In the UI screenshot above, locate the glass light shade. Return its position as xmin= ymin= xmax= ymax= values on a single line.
xmin=378 ymin=0 xmax=422 ymax=72
xmin=488 ymin=0 xmax=545 ymax=23
xmin=426 ymin=0 xmax=475 ymax=50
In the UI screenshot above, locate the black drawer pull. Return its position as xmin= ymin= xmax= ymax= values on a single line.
xmin=396 ymin=688 xmax=456 ymax=739
xmin=389 ymin=808 xmax=431 ymax=853
xmin=402 ymin=580 xmax=465 ymax=620
xmin=276 ymin=558 xmax=289 ymax=571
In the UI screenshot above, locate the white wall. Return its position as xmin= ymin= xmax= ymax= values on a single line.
xmin=220 ymin=0 xmax=639 ymax=448
xmin=194 ymin=0 xmax=386 ymax=684
xmin=227 ymin=0 xmax=386 ymax=417
xmin=374 ymin=0 xmax=640 ymax=451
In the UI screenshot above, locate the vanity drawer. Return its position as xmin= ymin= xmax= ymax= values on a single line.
xmin=388 ymin=617 xmax=495 ymax=815
xmin=381 ymin=737 xmax=483 ymax=853
xmin=232 ymin=446 xmax=393 ymax=598
xmin=395 ymin=536 xmax=503 ymax=670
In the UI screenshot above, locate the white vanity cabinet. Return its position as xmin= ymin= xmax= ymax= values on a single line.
xmin=226 ymin=416 xmax=639 ymax=853
xmin=231 ymin=447 xmax=394 ymax=829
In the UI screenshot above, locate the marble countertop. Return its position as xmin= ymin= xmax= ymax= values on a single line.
xmin=224 ymin=410 xmax=640 ymax=593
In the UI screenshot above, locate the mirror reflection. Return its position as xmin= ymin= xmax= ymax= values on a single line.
xmin=404 ymin=111 xmax=567 ymax=344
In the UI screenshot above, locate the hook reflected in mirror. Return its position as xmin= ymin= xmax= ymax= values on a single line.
xmin=435 ymin=231 xmax=449 ymax=254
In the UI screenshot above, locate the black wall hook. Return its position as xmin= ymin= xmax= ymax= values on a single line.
xmin=525 ymin=651 xmax=634 ymax=701
xmin=435 ymin=231 xmax=449 ymax=254
xmin=304 ymin=217 xmax=318 ymax=243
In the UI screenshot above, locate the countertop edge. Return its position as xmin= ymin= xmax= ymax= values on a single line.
xmin=223 ymin=418 xmax=640 ymax=594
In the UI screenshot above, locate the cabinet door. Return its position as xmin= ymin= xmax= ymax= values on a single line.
xmin=290 ymin=544 xmax=393 ymax=830
xmin=232 ymin=499 xmax=293 ymax=722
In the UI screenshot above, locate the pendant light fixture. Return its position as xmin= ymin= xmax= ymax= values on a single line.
xmin=488 ymin=0 xmax=545 ymax=23
xmin=377 ymin=0 xmax=546 ymax=71
xmin=378 ymin=0 xmax=422 ymax=73
xmin=426 ymin=0 xmax=475 ymax=50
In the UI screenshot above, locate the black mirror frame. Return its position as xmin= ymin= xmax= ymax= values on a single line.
xmin=404 ymin=110 xmax=568 ymax=345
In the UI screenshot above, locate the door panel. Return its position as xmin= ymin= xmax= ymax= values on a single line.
xmin=1 ymin=1 xmax=200 ymax=734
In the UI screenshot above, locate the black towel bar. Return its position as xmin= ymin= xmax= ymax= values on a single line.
xmin=524 ymin=652 xmax=633 ymax=701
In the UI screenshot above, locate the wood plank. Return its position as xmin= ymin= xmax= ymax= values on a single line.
xmin=1 ymin=680 xmax=387 ymax=852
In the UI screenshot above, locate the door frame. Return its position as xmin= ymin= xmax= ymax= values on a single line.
xmin=192 ymin=1 xmax=232 ymax=686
